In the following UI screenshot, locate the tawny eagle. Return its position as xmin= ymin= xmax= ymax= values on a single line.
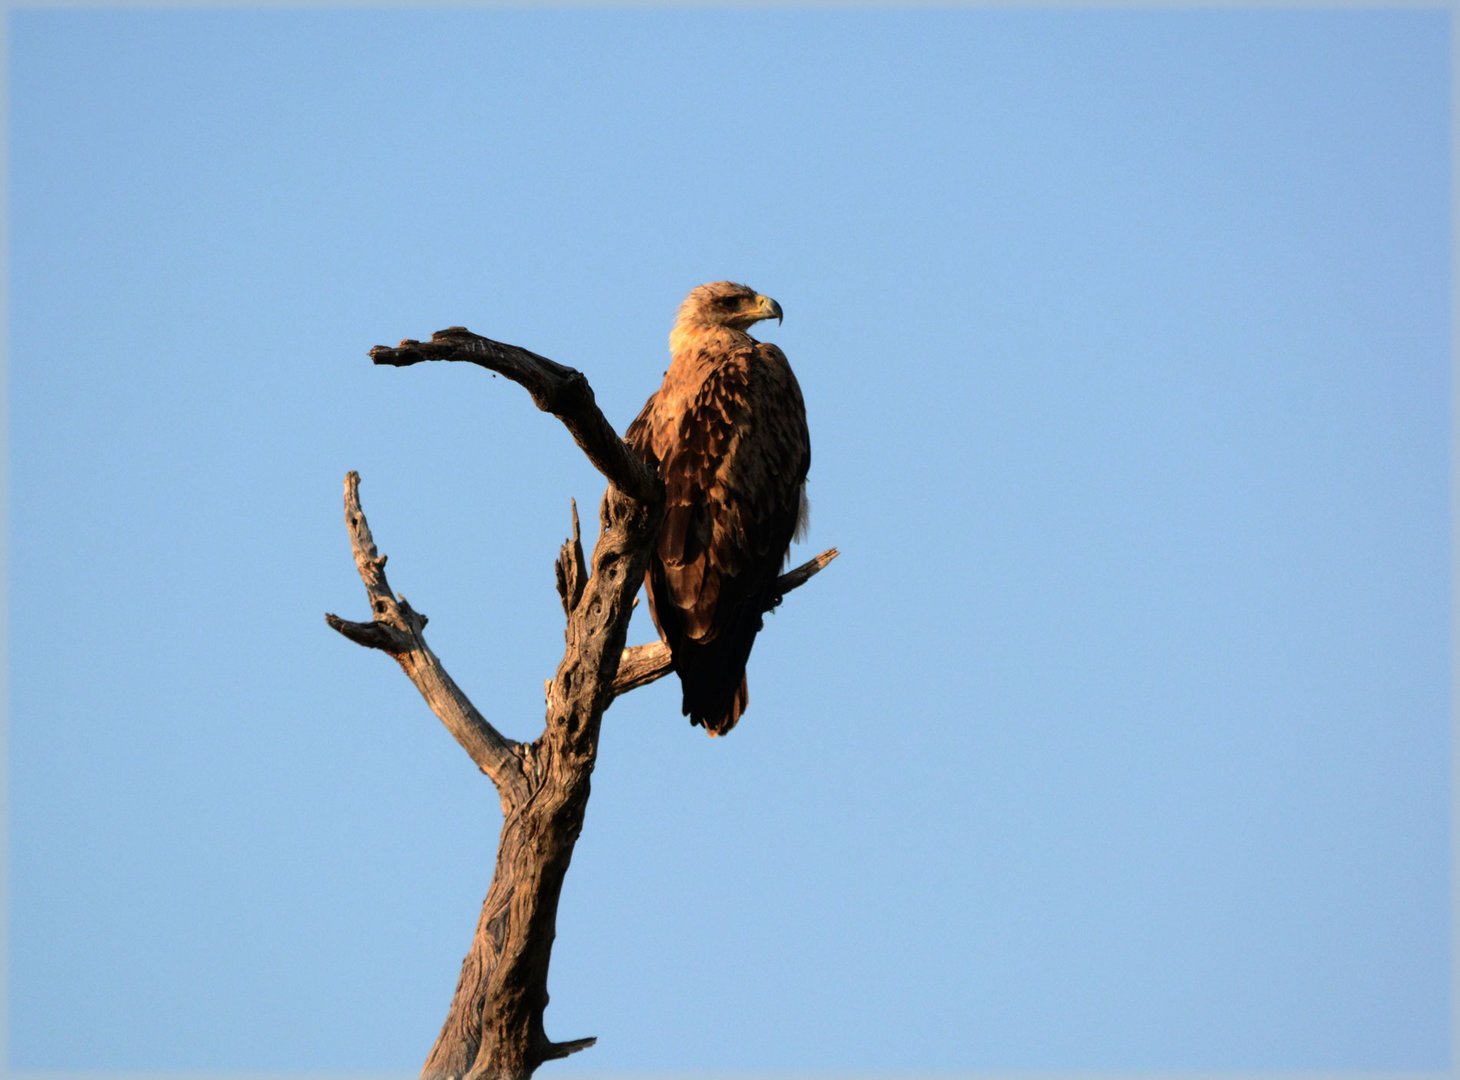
xmin=626 ymin=281 xmax=811 ymax=736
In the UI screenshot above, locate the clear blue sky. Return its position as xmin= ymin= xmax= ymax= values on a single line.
xmin=7 ymin=6 xmax=1451 ymax=1074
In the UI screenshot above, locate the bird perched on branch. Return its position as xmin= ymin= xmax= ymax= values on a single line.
xmin=626 ymin=281 xmax=812 ymax=736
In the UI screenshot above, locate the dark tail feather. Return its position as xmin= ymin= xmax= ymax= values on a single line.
xmin=691 ymin=675 xmax=748 ymax=737
xmin=675 ymin=630 xmax=758 ymax=736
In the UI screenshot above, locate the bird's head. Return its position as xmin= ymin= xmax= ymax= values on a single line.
xmin=675 ymin=281 xmax=783 ymax=334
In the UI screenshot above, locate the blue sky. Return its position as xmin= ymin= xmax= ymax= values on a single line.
xmin=7 ymin=5 xmax=1452 ymax=1074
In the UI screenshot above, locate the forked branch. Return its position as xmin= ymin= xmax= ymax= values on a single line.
xmin=325 ymin=471 xmax=527 ymax=808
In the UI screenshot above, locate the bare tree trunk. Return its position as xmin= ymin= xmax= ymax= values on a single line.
xmin=326 ymin=328 xmax=836 ymax=1079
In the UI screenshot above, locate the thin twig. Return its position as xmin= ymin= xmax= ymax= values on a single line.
xmin=610 ymin=547 xmax=840 ymax=696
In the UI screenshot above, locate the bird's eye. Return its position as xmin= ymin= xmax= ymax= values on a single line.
xmin=717 ymin=295 xmax=741 ymax=309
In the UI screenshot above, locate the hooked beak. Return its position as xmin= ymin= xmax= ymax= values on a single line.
xmin=755 ymin=294 xmax=783 ymax=325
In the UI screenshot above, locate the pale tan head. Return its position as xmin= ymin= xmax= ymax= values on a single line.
xmin=672 ymin=281 xmax=783 ymax=338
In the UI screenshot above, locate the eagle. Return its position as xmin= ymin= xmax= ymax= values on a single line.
xmin=626 ymin=281 xmax=811 ymax=736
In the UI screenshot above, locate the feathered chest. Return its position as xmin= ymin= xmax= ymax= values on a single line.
xmin=626 ymin=336 xmax=809 ymax=512
xmin=648 ymin=350 xmax=754 ymax=462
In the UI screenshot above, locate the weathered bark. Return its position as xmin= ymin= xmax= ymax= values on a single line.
xmin=326 ymin=326 xmax=836 ymax=1079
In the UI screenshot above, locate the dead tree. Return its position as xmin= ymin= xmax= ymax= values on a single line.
xmin=325 ymin=327 xmax=837 ymax=1080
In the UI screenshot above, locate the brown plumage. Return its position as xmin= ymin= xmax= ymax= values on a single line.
xmin=625 ymin=281 xmax=811 ymax=736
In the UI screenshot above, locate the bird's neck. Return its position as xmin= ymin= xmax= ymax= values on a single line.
xmin=668 ymin=320 xmax=751 ymax=364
